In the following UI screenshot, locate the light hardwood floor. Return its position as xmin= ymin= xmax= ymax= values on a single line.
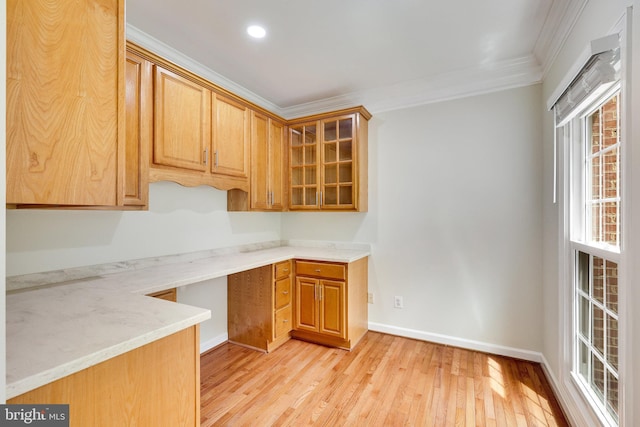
xmin=200 ymin=332 xmax=569 ymax=426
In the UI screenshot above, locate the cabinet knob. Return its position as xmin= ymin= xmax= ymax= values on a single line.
xmin=282 ymin=291 xmax=289 ymax=295
xmin=283 ymin=319 xmax=289 ymax=323
xmin=315 ymin=269 xmax=321 ymax=272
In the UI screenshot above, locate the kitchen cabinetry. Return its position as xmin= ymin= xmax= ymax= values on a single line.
xmin=250 ymin=112 xmax=286 ymax=211
xmin=153 ymin=65 xmax=211 ymax=173
xmin=292 ymin=257 xmax=368 ymax=350
xmin=228 ymin=260 xmax=293 ymax=352
xmin=212 ymin=94 xmax=250 ymax=182
xmin=124 ymin=49 xmax=152 ymax=208
xmin=127 ymin=43 xmax=251 ymax=193
xmin=9 ymin=326 xmax=201 ymax=427
xmin=7 ymin=0 xmax=126 ymax=207
xmin=288 ymin=107 xmax=370 ymax=211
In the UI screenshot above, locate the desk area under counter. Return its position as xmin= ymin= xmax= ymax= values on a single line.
xmin=6 ymin=242 xmax=370 ymax=426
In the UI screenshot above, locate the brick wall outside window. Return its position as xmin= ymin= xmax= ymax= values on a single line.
xmin=590 ymin=94 xmax=619 ymax=245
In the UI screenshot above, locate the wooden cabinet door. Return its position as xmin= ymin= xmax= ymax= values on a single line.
xmin=288 ymin=107 xmax=370 ymax=212
xmin=268 ymin=119 xmax=286 ymax=210
xmin=295 ymin=277 xmax=319 ymax=332
xmin=124 ymin=50 xmax=151 ymax=208
xmin=251 ymin=112 xmax=270 ymax=210
xmin=154 ymin=66 xmax=211 ymax=172
xmin=320 ymin=115 xmax=357 ymax=210
xmin=251 ymin=113 xmax=286 ymax=210
xmin=289 ymin=122 xmax=320 ymax=209
xmin=212 ymin=94 xmax=250 ymax=178
xmin=319 ymin=280 xmax=346 ymax=339
xmin=7 ymin=0 xmax=125 ymax=206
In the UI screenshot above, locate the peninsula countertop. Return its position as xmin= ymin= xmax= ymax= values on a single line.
xmin=6 ymin=242 xmax=371 ymax=399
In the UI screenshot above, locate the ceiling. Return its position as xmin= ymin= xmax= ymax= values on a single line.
xmin=126 ymin=0 xmax=585 ymax=118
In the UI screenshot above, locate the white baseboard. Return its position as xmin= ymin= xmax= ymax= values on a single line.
xmin=539 ymin=354 xmax=581 ymax=427
xmin=368 ymin=322 xmax=544 ymax=362
xmin=539 ymin=354 xmax=603 ymax=427
xmin=200 ymin=333 xmax=228 ymax=354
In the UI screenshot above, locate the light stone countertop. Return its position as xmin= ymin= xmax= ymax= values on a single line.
xmin=6 ymin=242 xmax=370 ymax=399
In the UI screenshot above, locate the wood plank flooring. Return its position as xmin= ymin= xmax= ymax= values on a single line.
xmin=200 ymin=332 xmax=569 ymax=426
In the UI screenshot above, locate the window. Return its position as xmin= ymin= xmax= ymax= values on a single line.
xmin=567 ymin=89 xmax=621 ymax=426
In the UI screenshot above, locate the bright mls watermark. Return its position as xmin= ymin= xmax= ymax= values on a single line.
xmin=0 ymin=405 xmax=68 ymax=426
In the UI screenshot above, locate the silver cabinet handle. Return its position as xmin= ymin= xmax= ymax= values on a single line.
xmin=204 ymin=148 xmax=208 ymax=165
xmin=214 ymin=150 xmax=218 ymax=167
xmin=282 ymin=291 xmax=289 ymax=295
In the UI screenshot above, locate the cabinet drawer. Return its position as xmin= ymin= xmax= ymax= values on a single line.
xmin=295 ymin=261 xmax=346 ymax=280
xmin=274 ymin=260 xmax=292 ymax=280
xmin=275 ymin=305 xmax=292 ymax=339
xmin=275 ymin=276 xmax=291 ymax=310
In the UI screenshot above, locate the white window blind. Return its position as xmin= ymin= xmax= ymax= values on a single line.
xmin=551 ymin=34 xmax=621 ymax=127
xmin=549 ymin=33 xmax=620 ymax=203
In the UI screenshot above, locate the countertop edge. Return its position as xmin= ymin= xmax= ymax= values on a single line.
xmin=6 ymin=309 xmax=211 ymax=400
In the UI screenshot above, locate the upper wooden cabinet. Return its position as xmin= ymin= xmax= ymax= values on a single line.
xmin=250 ymin=112 xmax=286 ymax=211
xmin=153 ymin=66 xmax=211 ymax=173
xmin=212 ymin=94 xmax=250 ymax=179
xmin=124 ymin=50 xmax=152 ymax=209
xmin=142 ymin=52 xmax=251 ymax=192
xmin=7 ymin=0 xmax=126 ymax=207
xmin=288 ymin=107 xmax=370 ymax=211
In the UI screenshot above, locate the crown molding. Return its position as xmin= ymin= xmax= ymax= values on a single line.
xmin=127 ymin=24 xmax=543 ymax=119
xmin=281 ymin=55 xmax=543 ymax=117
xmin=534 ymin=0 xmax=589 ymax=78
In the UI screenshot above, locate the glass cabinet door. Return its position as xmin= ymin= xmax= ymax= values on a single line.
xmin=290 ymin=123 xmax=319 ymax=208
xmin=321 ymin=115 xmax=355 ymax=208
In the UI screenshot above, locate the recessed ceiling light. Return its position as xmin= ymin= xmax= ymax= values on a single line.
xmin=247 ymin=25 xmax=266 ymax=39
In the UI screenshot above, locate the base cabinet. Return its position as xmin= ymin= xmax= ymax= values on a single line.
xmin=228 ymin=260 xmax=293 ymax=352
xmin=292 ymin=257 xmax=368 ymax=350
xmin=295 ymin=277 xmax=346 ymax=340
xmin=8 ymin=326 xmax=200 ymax=427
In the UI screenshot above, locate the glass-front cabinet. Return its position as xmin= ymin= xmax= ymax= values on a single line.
xmin=290 ymin=123 xmax=319 ymax=207
xmin=289 ymin=107 xmax=370 ymax=211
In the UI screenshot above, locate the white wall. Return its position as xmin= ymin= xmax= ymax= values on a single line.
xmin=541 ymin=1 xmax=635 ymax=425
xmin=6 ymin=182 xmax=281 ymax=276
xmin=283 ymin=84 xmax=544 ymax=354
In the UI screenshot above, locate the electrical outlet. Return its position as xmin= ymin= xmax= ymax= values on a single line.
xmin=368 ymin=292 xmax=374 ymax=304
xmin=394 ymin=296 xmax=403 ymax=309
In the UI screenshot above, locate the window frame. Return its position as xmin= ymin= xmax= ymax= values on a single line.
xmin=564 ymin=86 xmax=622 ymax=427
